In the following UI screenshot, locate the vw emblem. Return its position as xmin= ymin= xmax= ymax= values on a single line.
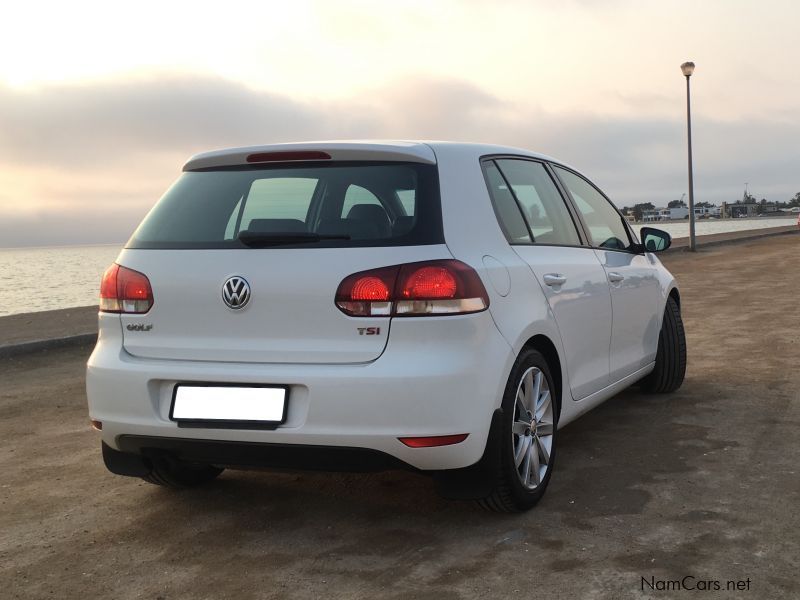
xmin=222 ymin=276 xmax=251 ymax=310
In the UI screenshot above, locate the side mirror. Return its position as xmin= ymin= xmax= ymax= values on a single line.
xmin=639 ymin=227 xmax=671 ymax=252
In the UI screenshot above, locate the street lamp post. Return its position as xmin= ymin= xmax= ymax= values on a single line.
xmin=681 ymin=61 xmax=697 ymax=251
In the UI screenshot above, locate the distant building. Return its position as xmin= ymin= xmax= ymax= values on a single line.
xmin=668 ymin=207 xmax=689 ymax=220
xmin=641 ymin=209 xmax=663 ymax=222
xmin=694 ymin=206 xmax=721 ymax=218
xmin=721 ymin=202 xmax=757 ymax=218
xmin=642 ymin=207 xmax=689 ymax=221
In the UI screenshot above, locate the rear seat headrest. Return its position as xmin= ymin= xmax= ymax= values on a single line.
xmin=346 ymin=204 xmax=391 ymax=237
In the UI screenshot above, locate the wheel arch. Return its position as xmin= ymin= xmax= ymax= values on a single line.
xmin=668 ymin=286 xmax=681 ymax=308
xmin=520 ymin=334 xmax=563 ymax=420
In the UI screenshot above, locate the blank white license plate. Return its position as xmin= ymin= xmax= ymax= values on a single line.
xmin=171 ymin=385 xmax=287 ymax=425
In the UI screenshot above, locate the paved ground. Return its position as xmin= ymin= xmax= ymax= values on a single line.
xmin=0 ymin=306 xmax=97 ymax=347
xmin=1 ymin=235 xmax=798 ymax=599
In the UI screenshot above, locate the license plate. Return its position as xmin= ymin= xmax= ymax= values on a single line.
xmin=171 ymin=384 xmax=288 ymax=427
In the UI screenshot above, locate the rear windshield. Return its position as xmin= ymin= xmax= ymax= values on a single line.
xmin=127 ymin=162 xmax=442 ymax=249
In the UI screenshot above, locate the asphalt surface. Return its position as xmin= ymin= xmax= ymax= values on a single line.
xmin=1 ymin=234 xmax=798 ymax=599
xmin=0 ymin=306 xmax=97 ymax=347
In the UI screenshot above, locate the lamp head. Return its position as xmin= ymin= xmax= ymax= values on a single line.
xmin=681 ymin=61 xmax=695 ymax=77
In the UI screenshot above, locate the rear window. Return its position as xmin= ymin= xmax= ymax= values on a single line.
xmin=127 ymin=162 xmax=442 ymax=249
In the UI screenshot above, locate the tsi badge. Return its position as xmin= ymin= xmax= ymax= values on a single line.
xmin=357 ymin=327 xmax=381 ymax=336
xmin=126 ymin=323 xmax=153 ymax=332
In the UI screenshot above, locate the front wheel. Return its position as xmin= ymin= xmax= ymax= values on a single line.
xmin=478 ymin=348 xmax=558 ymax=512
xmin=640 ymin=296 xmax=687 ymax=393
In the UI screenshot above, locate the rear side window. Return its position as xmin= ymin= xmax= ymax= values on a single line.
xmin=128 ymin=162 xmax=441 ymax=249
xmin=483 ymin=161 xmax=532 ymax=243
xmin=483 ymin=159 xmax=581 ymax=246
xmin=552 ymin=166 xmax=632 ymax=250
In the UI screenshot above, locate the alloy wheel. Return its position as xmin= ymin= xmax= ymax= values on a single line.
xmin=512 ymin=366 xmax=554 ymax=489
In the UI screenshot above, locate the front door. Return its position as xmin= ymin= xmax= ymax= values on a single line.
xmin=594 ymin=249 xmax=662 ymax=379
xmin=552 ymin=166 xmax=662 ymax=381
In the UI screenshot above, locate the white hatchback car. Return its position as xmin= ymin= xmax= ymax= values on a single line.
xmin=87 ymin=141 xmax=686 ymax=512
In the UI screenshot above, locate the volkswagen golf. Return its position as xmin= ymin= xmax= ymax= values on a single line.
xmin=86 ymin=141 xmax=686 ymax=512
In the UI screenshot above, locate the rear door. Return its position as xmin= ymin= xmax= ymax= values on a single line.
xmin=552 ymin=165 xmax=663 ymax=381
xmin=118 ymin=161 xmax=448 ymax=364
xmin=484 ymin=158 xmax=613 ymax=400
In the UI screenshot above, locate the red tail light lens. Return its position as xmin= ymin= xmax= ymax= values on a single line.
xmin=335 ymin=260 xmax=488 ymax=317
xmin=99 ymin=264 xmax=119 ymax=304
xmin=335 ymin=266 xmax=396 ymax=316
xmin=99 ymin=264 xmax=154 ymax=314
xmin=351 ymin=276 xmax=391 ymax=301
xmin=401 ymin=266 xmax=457 ymax=299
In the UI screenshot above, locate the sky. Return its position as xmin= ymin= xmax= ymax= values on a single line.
xmin=1 ymin=0 xmax=798 ymax=247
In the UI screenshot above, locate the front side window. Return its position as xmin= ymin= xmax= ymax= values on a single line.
xmin=493 ymin=159 xmax=581 ymax=246
xmin=553 ymin=166 xmax=632 ymax=250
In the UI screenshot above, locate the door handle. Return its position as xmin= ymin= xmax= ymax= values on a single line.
xmin=543 ymin=273 xmax=567 ymax=287
xmin=608 ymin=271 xmax=625 ymax=283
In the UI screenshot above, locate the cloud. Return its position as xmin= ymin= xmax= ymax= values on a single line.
xmin=0 ymin=74 xmax=798 ymax=246
xmin=0 ymin=76 xmax=333 ymax=168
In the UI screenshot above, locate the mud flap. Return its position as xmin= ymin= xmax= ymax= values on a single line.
xmin=102 ymin=442 xmax=152 ymax=477
xmin=433 ymin=408 xmax=504 ymax=500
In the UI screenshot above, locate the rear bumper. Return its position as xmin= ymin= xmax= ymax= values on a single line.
xmin=87 ymin=311 xmax=514 ymax=470
xmin=113 ymin=437 xmax=410 ymax=472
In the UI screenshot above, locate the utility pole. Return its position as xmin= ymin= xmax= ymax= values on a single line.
xmin=681 ymin=61 xmax=697 ymax=251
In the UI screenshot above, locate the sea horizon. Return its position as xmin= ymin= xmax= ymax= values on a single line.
xmin=0 ymin=241 xmax=124 ymax=251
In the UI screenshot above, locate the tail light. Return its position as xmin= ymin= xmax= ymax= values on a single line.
xmin=99 ymin=264 xmax=154 ymax=314
xmin=336 ymin=260 xmax=489 ymax=317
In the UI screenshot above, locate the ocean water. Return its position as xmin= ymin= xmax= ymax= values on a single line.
xmin=642 ymin=215 xmax=797 ymax=239
xmin=0 ymin=217 xmax=795 ymax=317
xmin=0 ymin=244 xmax=121 ymax=316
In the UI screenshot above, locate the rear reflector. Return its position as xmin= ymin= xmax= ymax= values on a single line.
xmin=99 ymin=264 xmax=154 ymax=314
xmin=246 ymin=150 xmax=331 ymax=163
xmin=399 ymin=434 xmax=469 ymax=448
xmin=335 ymin=260 xmax=489 ymax=317
xmin=90 ymin=420 xmax=102 ymax=431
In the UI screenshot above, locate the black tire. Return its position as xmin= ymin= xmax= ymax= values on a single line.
xmin=141 ymin=457 xmax=224 ymax=489
xmin=478 ymin=348 xmax=559 ymax=513
xmin=640 ymin=296 xmax=686 ymax=393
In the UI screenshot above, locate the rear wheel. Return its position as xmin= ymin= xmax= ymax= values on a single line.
xmin=141 ymin=457 xmax=224 ymax=489
xmin=640 ymin=296 xmax=686 ymax=393
xmin=478 ymin=349 xmax=558 ymax=512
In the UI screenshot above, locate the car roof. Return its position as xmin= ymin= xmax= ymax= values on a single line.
xmin=182 ymin=140 xmax=564 ymax=171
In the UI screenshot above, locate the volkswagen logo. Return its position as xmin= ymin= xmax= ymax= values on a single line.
xmin=222 ymin=276 xmax=251 ymax=310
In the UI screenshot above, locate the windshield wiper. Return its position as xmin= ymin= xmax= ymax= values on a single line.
xmin=237 ymin=231 xmax=351 ymax=247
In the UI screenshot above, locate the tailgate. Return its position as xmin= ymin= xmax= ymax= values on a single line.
xmin=117 ymin=246 xmax=452 ymax=364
